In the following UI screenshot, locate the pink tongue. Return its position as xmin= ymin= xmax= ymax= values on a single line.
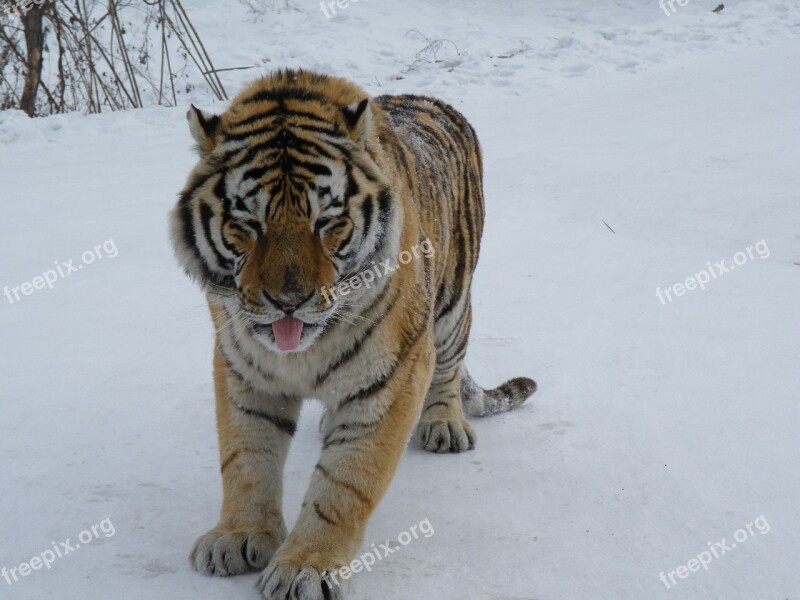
xmin=272 ymin=316 xmax=304 ymax=351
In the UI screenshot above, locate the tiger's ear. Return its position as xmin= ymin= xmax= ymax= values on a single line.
xmin=340 ymin=98 xmax=372 ymax=147
xmin=187 ymin=105 xmax=220 ymax=156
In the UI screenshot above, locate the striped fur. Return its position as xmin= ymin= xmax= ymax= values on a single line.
xmin=170 ymin=70 xmax=536 ymax=598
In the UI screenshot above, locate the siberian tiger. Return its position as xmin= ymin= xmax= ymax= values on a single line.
xmin=170 ymin=69 xmax=536 ymax=599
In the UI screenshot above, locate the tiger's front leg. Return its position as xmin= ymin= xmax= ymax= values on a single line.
xmin=190 ymin=345 xmax=302 ymax=576
xmin=257 ymin=333 xmax=435 ymax=599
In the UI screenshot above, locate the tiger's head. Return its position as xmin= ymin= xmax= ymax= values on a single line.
xmin=170 ymin=70 xmax=397 ymax=353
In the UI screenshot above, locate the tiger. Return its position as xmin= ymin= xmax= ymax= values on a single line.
xmin=169 ymin=69 xmax=537 ymax=599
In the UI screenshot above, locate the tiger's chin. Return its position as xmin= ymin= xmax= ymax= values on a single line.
xmin=250 ymin=320 xmax=325 ymax=354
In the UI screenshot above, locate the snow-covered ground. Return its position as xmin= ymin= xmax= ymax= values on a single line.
xmin=1 ymin=1 xmax=799 ymax=599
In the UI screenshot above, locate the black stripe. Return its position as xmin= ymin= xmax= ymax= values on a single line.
xmin=461 ymin=165 xmax=478 ymax=270
xmin=231 ymin=401 xmax=297 ymax=436
xmin=438 ymin=225 xmax=467 ymax=318
xmin=322 ymin=579 xmax=334 ymax=600
xmin=353 ymin=189 xmax=392 ymax=271
xmin=432 ymin=369 xmax=459 ymax=384
xmin=219 ymin=346 xmax=250 ymax=383
xmin=224 ymin=219 xmax=252 ymax=243
xmin=389 ymin=139 xmax=413 ymax=182
xmin=179 ymin=195 xmax=230 ymax=288
xmin=313 ymin=502 xmax=337 ymax=525
xmin=322 ymin=420 xmax=382 ymax=448
xmin=334 ymin=227 xmax=355 ymax=258
xmin=242 ymin=88 xmax=329 ymax=105
xmin=407 ymin=119 xmax=459 ymax=171
xmin=220 ymin=221 xmax=243 ymax=256
xmin=436 ymin=338 xmax=468 ymax=374
xmin=244 ymin=218 xmax=263 ymax=236
xmin=289 ymin=157 xmax=332 ymax=177
xmin=359 ymin=195 xmax=373 ymax=242
xmin=320 ymin=415 xmax=387 ymax=448
xmin=227 ymin=136 xmax=284 ymax=168
xmin=284 ymin=108 xmax=338 ymax=124
xmin=180 ymin=170 xmax=216 ymax=199
xmin=345 ymin=168 xmax=360 ymax=199
xmin=437 ymin=304 xmax=469 ymax=360
xmin=219 ymin=144 xmax=249 ymax=165
xmin=199 ymin=202 xmax=232 ymax=271
xmin=221 ymin=447 xmax=274 ymax=473
xmin=213 ymin=173 xmax=229 ymax=209
xmin=286 ymin=134 xmax=337 ymax=160
xmin=322 ymin=436 xmax=363 ymax=449
xmin=336 ymin=364 xmax=397 ymax=410
xmin=467 ymin=167 xmax=484 ymax=266
xmin=411 ymin=96 xmax=474 ymax=144
xmin=423 ymin=401 xmax=449 ymax=413
xmin=228 ymin=344 xmax=275 ymax=383
xmin=228 ymin=107 xmax=281 ymax=129
xmin=376 ymin=189 xmax=392 ymax=225
xmin=224 ymin=123 xmax=279 ymax=142
xmin=314 ymin=216 xmax=333 ymax=236
xmin=315 ymin=464 xmax=371 ymax=504
xmin=372 ymin=189 xmax=392 ymax=254
xmin=242 ymin=166 xmax=268 ymax=182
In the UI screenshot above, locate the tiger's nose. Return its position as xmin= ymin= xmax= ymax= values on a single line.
xmin=264 ymin=290 xmax=313 ymax=315
xmin=278 ymin=297 xmax=301 ymax=315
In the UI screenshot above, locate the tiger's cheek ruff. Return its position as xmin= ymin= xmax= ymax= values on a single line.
xmin=170 ymin=170 xmax=239 ymax=294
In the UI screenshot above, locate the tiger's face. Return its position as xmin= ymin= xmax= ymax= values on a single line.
xmin=170 ymin=75 xmax=395 ymax=353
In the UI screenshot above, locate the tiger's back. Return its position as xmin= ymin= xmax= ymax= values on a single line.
xmin=376 ymin=94 xmax=485 ymax=322
xmin=376 ymin=93 xmax=535 ymax=420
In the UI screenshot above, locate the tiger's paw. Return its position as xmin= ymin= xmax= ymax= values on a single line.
xmin=257 ymin=553 xmax=347 ymax=599
xmin=416 ymin=417 xmax=476 ymax=453
xmin=190 ymin=527 xmax=284 ymax=576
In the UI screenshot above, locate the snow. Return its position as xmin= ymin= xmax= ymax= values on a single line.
xmin=1 ymin=1 xmax=799 ymax=598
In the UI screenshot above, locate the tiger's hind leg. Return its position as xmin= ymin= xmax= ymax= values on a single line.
xmin=417 ymin=364 xmax=477 ymax=453
xmin=416 ymin=303 xmax=476 ymax=453
xmin=415 ymin=292 xmax=538 ymax=452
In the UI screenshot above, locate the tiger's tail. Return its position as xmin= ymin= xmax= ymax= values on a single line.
xmin=460 ymin=367 xmax=537 ymax=418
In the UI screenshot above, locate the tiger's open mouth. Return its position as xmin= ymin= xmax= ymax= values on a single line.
xmin=251 ymin=317 xmax=322 ymax=352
